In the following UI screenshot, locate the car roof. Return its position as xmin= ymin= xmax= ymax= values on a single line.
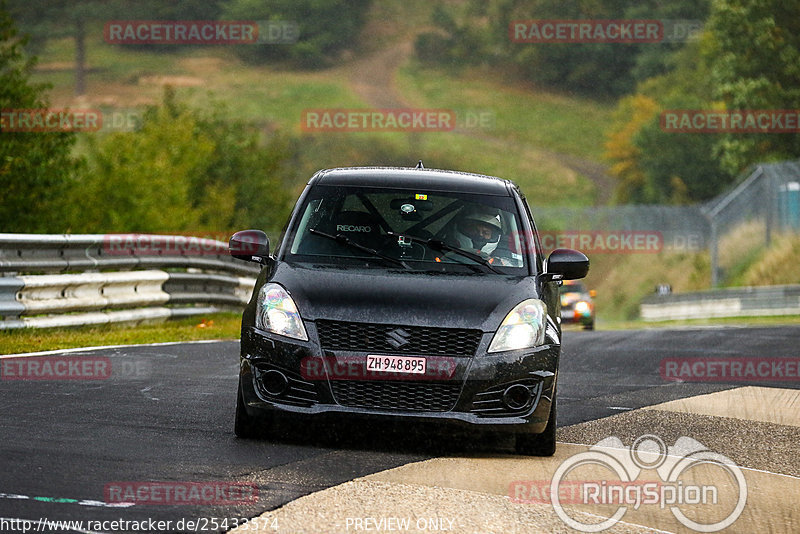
xmin=308 ymin=166 xmax=517 ymax=196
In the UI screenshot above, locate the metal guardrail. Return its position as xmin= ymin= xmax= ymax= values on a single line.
xmin=640 ymin=285 xmax=800 ymax=321
xmin=0 ymin=233 xmax=261 ymax=329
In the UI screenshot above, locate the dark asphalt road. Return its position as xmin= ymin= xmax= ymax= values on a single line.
xmin=1 ymin=325 xmax=799 ymax=533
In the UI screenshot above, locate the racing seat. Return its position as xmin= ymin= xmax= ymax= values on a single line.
xmin=302 ymin=210 xmax=387 ymax=255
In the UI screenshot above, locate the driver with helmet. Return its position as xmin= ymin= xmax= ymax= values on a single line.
xmin=445 ymin=207 xmax=514 ymax=265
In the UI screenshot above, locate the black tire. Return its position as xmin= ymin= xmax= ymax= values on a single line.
xmin=583 ymin=321 xmax=595 ymax=331
xmin=515 ymin=393 xmax=557 ymax=456
xmin=234 ymin=379 xmax=262 ymax=439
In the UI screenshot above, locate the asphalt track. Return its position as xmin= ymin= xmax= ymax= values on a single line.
xmin=1 ymin=326 xmax=798 ymax=533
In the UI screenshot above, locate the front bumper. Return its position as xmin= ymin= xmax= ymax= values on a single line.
xmin=239 ymin=323 xmax=559 ymax=435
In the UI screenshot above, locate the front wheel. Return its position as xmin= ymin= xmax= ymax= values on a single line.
xmin=515 ymin=393 xmax=556 ymax=456
xmin=234 ymin=379 xmax=261 ymax=439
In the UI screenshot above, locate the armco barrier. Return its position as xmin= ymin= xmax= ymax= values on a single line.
xmin=0 ymin=233 xmax=260 ymax=329
xmin=640 ymin=284 xmax=800 ymax=321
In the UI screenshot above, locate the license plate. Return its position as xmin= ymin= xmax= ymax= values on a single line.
xmin=561 ymin=310 xmax=575 ymax=319
xmin=366 ymin=355 xmax=426 ymax=374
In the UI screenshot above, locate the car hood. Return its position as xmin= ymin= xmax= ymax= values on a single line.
xmin=269 ymin=263 xmax=539 ymax=331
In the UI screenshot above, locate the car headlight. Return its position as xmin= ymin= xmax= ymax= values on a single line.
xmin=256 ymin=283 xmax=308 ymax=341
xmin=574 ymin=300 xmax=591 ymax=315
xmin=488 ymin=299 xmax=547 ymax=353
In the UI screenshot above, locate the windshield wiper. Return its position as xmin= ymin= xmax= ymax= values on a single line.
xmin=387 ymin=232 xmax=500 ymax=274
xmin=309 ymin=228 xmax=411 ymax=270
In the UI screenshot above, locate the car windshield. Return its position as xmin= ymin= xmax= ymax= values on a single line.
xmin=286 ymin=184 xmax=528 ymax=274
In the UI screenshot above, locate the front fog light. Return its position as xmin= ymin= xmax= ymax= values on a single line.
xmin=488 ymin=299 xmax=547 ymax=353
xmin=256 ymin=283 xmax=308 ymax=341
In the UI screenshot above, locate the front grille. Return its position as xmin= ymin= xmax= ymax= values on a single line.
xmin=316 ymin=320 xmax=482 ymax=356
xmin=330 ymin=381 xmax=461 ymax=412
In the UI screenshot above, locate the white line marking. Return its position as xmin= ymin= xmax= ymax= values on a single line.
xmin=139 ymin=385 xmax=160 ymax=401
xmin=0 ymin=492 xmax=134 ymax=508
xmin=0 ymin=339 xmax=234 ymax=359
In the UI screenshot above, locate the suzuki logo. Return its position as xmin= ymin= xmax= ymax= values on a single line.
xmin=386 ymin=328 xmax=411 ymax=349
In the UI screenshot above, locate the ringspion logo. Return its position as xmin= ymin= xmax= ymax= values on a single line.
xmin=510 ymin=480 xmax=663 ymax=505
xmin=549 ymin=435 xmax=746 ymax=532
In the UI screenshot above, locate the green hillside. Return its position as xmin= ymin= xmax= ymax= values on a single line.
xmin=29 ymin=18 xmax=612 ymax=207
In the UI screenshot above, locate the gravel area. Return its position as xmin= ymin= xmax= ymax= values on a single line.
xmin=229 ymin=479 xmax=655 ymax=533
xmin=558 ymin=409 xmax=800 ymax=478
xmin=232 ymin=387 xmax=800 ymax=533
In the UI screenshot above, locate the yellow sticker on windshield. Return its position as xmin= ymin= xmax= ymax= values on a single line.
xmin=415 ymin=194 xmax=427 ymax=200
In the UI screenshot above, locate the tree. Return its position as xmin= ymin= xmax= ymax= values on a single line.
xmin=0 ymin=3 xmax=81 ymax=232
xmin=604 ymin=94 xmax=658 ymax=203
xmin=6 ymin=0 xmax=224 ymax=96
xmin=605 ymin=39 xmax=735 ymax=204
xmin=7 ymin=0 xmax=108 ymax=96
xmin=704 ymin=0 xmax=800 ymax=174
xmin=71 ymin=99 xmax=215 ymax=233
xmin=223 ymin=0 xmax=373 ymax=68
xmin=69 ymin=89 xmax=294 ymax=234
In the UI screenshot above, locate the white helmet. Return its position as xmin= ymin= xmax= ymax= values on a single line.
xmin=452 ymin=208 xmax=503 ymax=255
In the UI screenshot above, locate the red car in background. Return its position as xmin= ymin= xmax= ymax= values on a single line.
xmin=559 ymin=280 xmax=595 ymax=330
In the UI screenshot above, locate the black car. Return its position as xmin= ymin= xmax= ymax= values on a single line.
xmin=229 ymin=165 xmax=588 ymax=456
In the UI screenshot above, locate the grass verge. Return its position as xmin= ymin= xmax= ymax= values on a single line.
xmin=0 ymin=313 xmax=241 ymax=355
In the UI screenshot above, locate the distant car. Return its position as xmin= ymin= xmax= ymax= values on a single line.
xmin=229 ymin=165 xmax=589 ymax=456
xmin=559 ymin=280 xmax=595 ymax=330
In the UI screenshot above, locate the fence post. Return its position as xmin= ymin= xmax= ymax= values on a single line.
xmin=709 ymin=218 xmax=719 ymax=288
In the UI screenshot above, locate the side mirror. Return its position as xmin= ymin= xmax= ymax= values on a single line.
xmin=545 ymin=248 xmax=589 ymax=280
xmin=229 ymin=230 xmax=270 ymax=264
xmin=589 ymin=289 xmax=597 ymax=298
